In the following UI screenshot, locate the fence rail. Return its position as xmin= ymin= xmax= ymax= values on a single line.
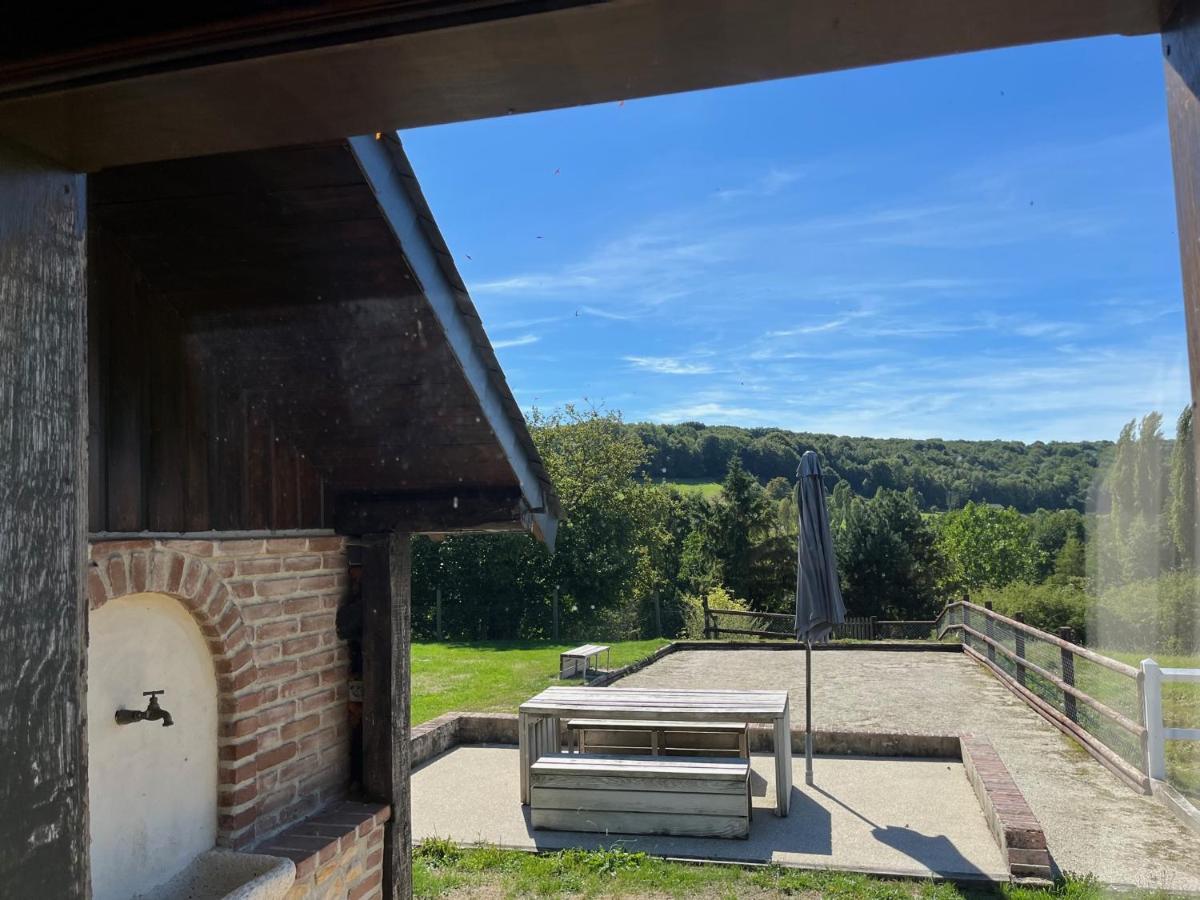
xmin=701 ymin=603 xmax=936 ymax=643
xmin=936 ymin=600 xmax=1150 ymax=793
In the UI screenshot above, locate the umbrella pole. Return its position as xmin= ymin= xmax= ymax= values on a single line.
xmin=805 ymin=640 xmax=814 ymax=786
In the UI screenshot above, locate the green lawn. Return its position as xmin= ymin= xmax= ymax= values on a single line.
xmin=1102 ymin=650 xmax=1200 ymax=802
xmin=415 ymin=842 xmax=1118 ymax=899
xmin=410 ymin=639 xmax=669 ymax=725
xmin=663 ymin=479 xmax=723 ymax=499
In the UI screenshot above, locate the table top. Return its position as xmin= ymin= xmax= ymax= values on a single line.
xmin=520 ymin=686 xmax=788 ymax=721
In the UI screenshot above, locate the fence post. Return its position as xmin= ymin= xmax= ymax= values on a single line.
xmin=1013 ymin=612 xmax=1027 ymax=688
xmin=869 ymin=616 xmax=876 ymax=641
xmin=654 ymin=592 xmax=662 ymax=638
xmin=1058 ymin=627 xmax=1077 ymax=722
xmin=702 ymin=594 xmax=712 ymax=639
xmin=983 ymin=601 xmax=995 ymax=663
xmin=1142 ymin=658 xmax=1166 ymax=781
xmin=435 ymin=587 xmax=442 ymax=641
xmin=961 ymin=598 xmax=971 ymax=651
xmin=552 ymin=586 xmax=560 ymax=642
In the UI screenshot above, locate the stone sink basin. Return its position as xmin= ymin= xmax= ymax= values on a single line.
xmin=132 ymin=849 xmax=296 ymax=900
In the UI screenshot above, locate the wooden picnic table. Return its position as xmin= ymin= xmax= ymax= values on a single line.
xmin=518 ymin=686 xmax=793 ymax=815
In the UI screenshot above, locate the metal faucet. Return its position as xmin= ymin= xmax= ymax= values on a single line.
xmin=115 ymin=690 xmax=174 ymax=727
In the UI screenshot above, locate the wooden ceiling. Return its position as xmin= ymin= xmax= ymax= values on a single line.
xmin=0 ymin=0 xmax=1166 ymax=172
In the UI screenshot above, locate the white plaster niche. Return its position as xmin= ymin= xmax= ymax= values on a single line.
xmin=88 ymin=591 xmax=219 ymax=900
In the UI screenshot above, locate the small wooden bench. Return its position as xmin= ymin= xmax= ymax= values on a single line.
xmin=558 ymin=643 xmax=610 ymax=680
xmin=529 ymin=754 xmax=751 ymax=838
xmin=566 ymin=719 xmax=749 ymax=758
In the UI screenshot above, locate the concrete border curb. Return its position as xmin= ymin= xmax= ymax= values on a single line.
xmin=960 ymin=734 xmax=1051 ymax=881
xmin=1152 ymin=779 xmax=1200 ymax=837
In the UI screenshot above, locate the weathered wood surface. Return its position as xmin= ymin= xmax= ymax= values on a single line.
xmin=0 ymin=2 xmax=1163 ymax=172
xmin=521 ymin=687 xmax=788 ymax=720
xmin=530 ymin=754 xmax=751 ymax=839
xmin=362 ymin=533 xmax=412 ymax=900
xmin=86 ymin=139 xmax=557 ymax=540
xmin=0 ymin=141 xmax=88 ymax=897
xmin=1165 ymin=0 xmax=1200 ymax=511
xmin=567 ymin=719 xmax=749 ymax=758
xmin=520 ymin=688 xmax=791 ymax=815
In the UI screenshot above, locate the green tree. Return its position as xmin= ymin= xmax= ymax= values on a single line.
xmin=703 ymin=456 xmax=773 ymax=602
xmin=936 ymin=502 xmax=1044 ymax=594
xmin=1168 ymin=405 xmax=1196 ymax=569
xmin=833 ymin=488 xmax=942 ymax=619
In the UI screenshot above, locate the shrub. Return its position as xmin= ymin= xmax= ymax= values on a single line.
xmin=680 ymin=586 xmax=752 ymax=639
xmin=1090 ymin=572 xmax=1200 ymax=654
xmin=974 ymin=580 xmax=1091 ymax=640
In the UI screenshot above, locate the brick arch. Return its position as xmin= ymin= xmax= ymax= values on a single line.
xmin=88 ymin=540 xmax=261 ymax=847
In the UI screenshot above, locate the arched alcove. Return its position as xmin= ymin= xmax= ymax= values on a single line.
xmin=87 ymin=592 xmax=219 ymax=900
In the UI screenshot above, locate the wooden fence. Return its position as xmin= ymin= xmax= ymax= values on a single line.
xmin=936 ymin=600 xmax=1150 ymax=793
xmin=701 ymin=602 xmax=936 ymax=642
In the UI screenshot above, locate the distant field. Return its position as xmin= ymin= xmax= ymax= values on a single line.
xmin=663 ymin=478 xmax=722 ymax=498
xmin=410 ymin=640 xmax=668 ymax=725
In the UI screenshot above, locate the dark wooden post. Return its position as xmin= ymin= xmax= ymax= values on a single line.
xmin=984 ymin=601 xmax=996 ymax=663
xmin=1059 ymin=627 xmax=1078 ymax=722
xmin=552 ymin=586 xmax=559 ymax=642
xmin=1165 ymin=1 xmax=1200 ymax=520
xmin=362 ymin=533 xmax=412 ymax=900
xmin=702 ymin=594 xmax=712 ymax=639
xmin=0 ymin=142 xmax=89 ymax=898
xmin=961 ymin=598 xmax=971 ymax=651
xmin=654 ymin=592 xmax=662 ymax=638
xmin=435 ymin=587 xmax=442 ymax=641
xmin=1013 ymin=612 xmax=1027 ymax=688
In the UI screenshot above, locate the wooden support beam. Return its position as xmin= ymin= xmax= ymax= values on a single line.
xmin=0 ymin=140 xmax=89 ymax=896
xmin=333 ymin=489 xmax=526 ymax=536
xmin=361 ymin=533 xmax=412 ymax=900
xmin=1165 ymin=0 xmax=1200 ymax=536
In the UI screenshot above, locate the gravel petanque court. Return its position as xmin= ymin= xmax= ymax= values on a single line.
xmin=617 ymin=648 xmax=1200 ymax=891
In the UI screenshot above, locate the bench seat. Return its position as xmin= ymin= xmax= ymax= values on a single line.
xmin=529 ymin=753 xmax=751 ymax=838
xmin=559 ymin=643 xmax=610 ymax=679
xmin=566 ymin=718 xmax=749 ymax=758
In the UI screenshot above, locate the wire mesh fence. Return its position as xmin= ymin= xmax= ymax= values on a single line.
xmin=702 ymin=609 xmax=939 ymax=642
xmin=936 ymin=601 xmax=1148 ymax=789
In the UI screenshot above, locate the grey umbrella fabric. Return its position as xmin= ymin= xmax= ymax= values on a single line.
xmin=795 ymin=450 xmax=846 ymax=643
xmin=794 ymin=450 xmax=846 ymax=786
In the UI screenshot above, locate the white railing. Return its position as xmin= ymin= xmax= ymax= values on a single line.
xmin=1141 ymin=659 xmax=1200 ymax=782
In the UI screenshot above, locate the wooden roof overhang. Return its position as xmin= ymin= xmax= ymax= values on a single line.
xmin=0 ymin=0 xmax=1166 ymax=173
xmin=90 ymin=133 xmax=559 ymax=546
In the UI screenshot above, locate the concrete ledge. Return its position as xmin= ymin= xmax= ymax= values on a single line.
xmin=1152 ymin=779 xmax=1200 ymax=837
xmin=960 ymin=734 xmax=1051 ymax=881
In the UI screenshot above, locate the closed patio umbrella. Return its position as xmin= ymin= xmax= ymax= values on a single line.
xmin=795 ymin=450 xmax=846 ymax=786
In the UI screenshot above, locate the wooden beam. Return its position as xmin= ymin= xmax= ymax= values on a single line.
xmin=361 ymin=533 xmax=413 ymax=900
xmin=0 ymin=140 xmax=88 ymax=896
xmin=0 ymin=0 xmax=1163 ymax=171
xmin=349 ymin=134 xmax=558 ymax=548
xmin=333 ymin=490 xmax=525 ymax=536
xmin=1165 ymin=0 xmax=1200 ymax=525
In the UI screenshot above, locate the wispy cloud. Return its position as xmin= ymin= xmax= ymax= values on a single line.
xmin=624 ymin=356 xmax=716 ymax=375
xmin=491 ymin=333 xmax=540 ymax=349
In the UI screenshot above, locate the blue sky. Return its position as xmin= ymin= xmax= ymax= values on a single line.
xmin=402 ymin=34 xmax=1187 ymax=443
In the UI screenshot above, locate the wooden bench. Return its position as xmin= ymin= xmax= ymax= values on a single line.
xmin=529 ymin=754 xmax=751 ymax=838
xmin=558 ymin=643 xmax=610 ymax=679
xmin=566 ymin=719 xmax=749 ymax=758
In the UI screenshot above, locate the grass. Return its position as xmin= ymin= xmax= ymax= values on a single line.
xmin=413 ymin=842 xmax=1138 ymax=899
xmin=663 ymin=479 xmax=723 ymax=499
xmin=410 ymin=639 xmax=669 ymax=725
xmin=1101 ymin=650 xmax=1200 ymax=803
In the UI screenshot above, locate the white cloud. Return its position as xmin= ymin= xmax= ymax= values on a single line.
xmin=491 ymin=333 xmax=540 ymax=349
xmin=624 ymin=356 xmax=715 ymax=375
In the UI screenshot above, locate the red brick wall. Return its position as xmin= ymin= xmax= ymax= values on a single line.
xmin=88 ymin=536 xmax=350 ymax=848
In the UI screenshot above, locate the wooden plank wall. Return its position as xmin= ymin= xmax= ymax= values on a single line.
xmin=87 ymin=228 xmax=325 ymax=533
xmin=0 ymin=141 xmax=89 ymax=897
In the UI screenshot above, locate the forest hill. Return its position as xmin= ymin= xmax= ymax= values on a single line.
xmin=628 ymin=422 xmax=1109 ymax=514
xmin=411 ymin=408 xmax=1198 ymax=656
